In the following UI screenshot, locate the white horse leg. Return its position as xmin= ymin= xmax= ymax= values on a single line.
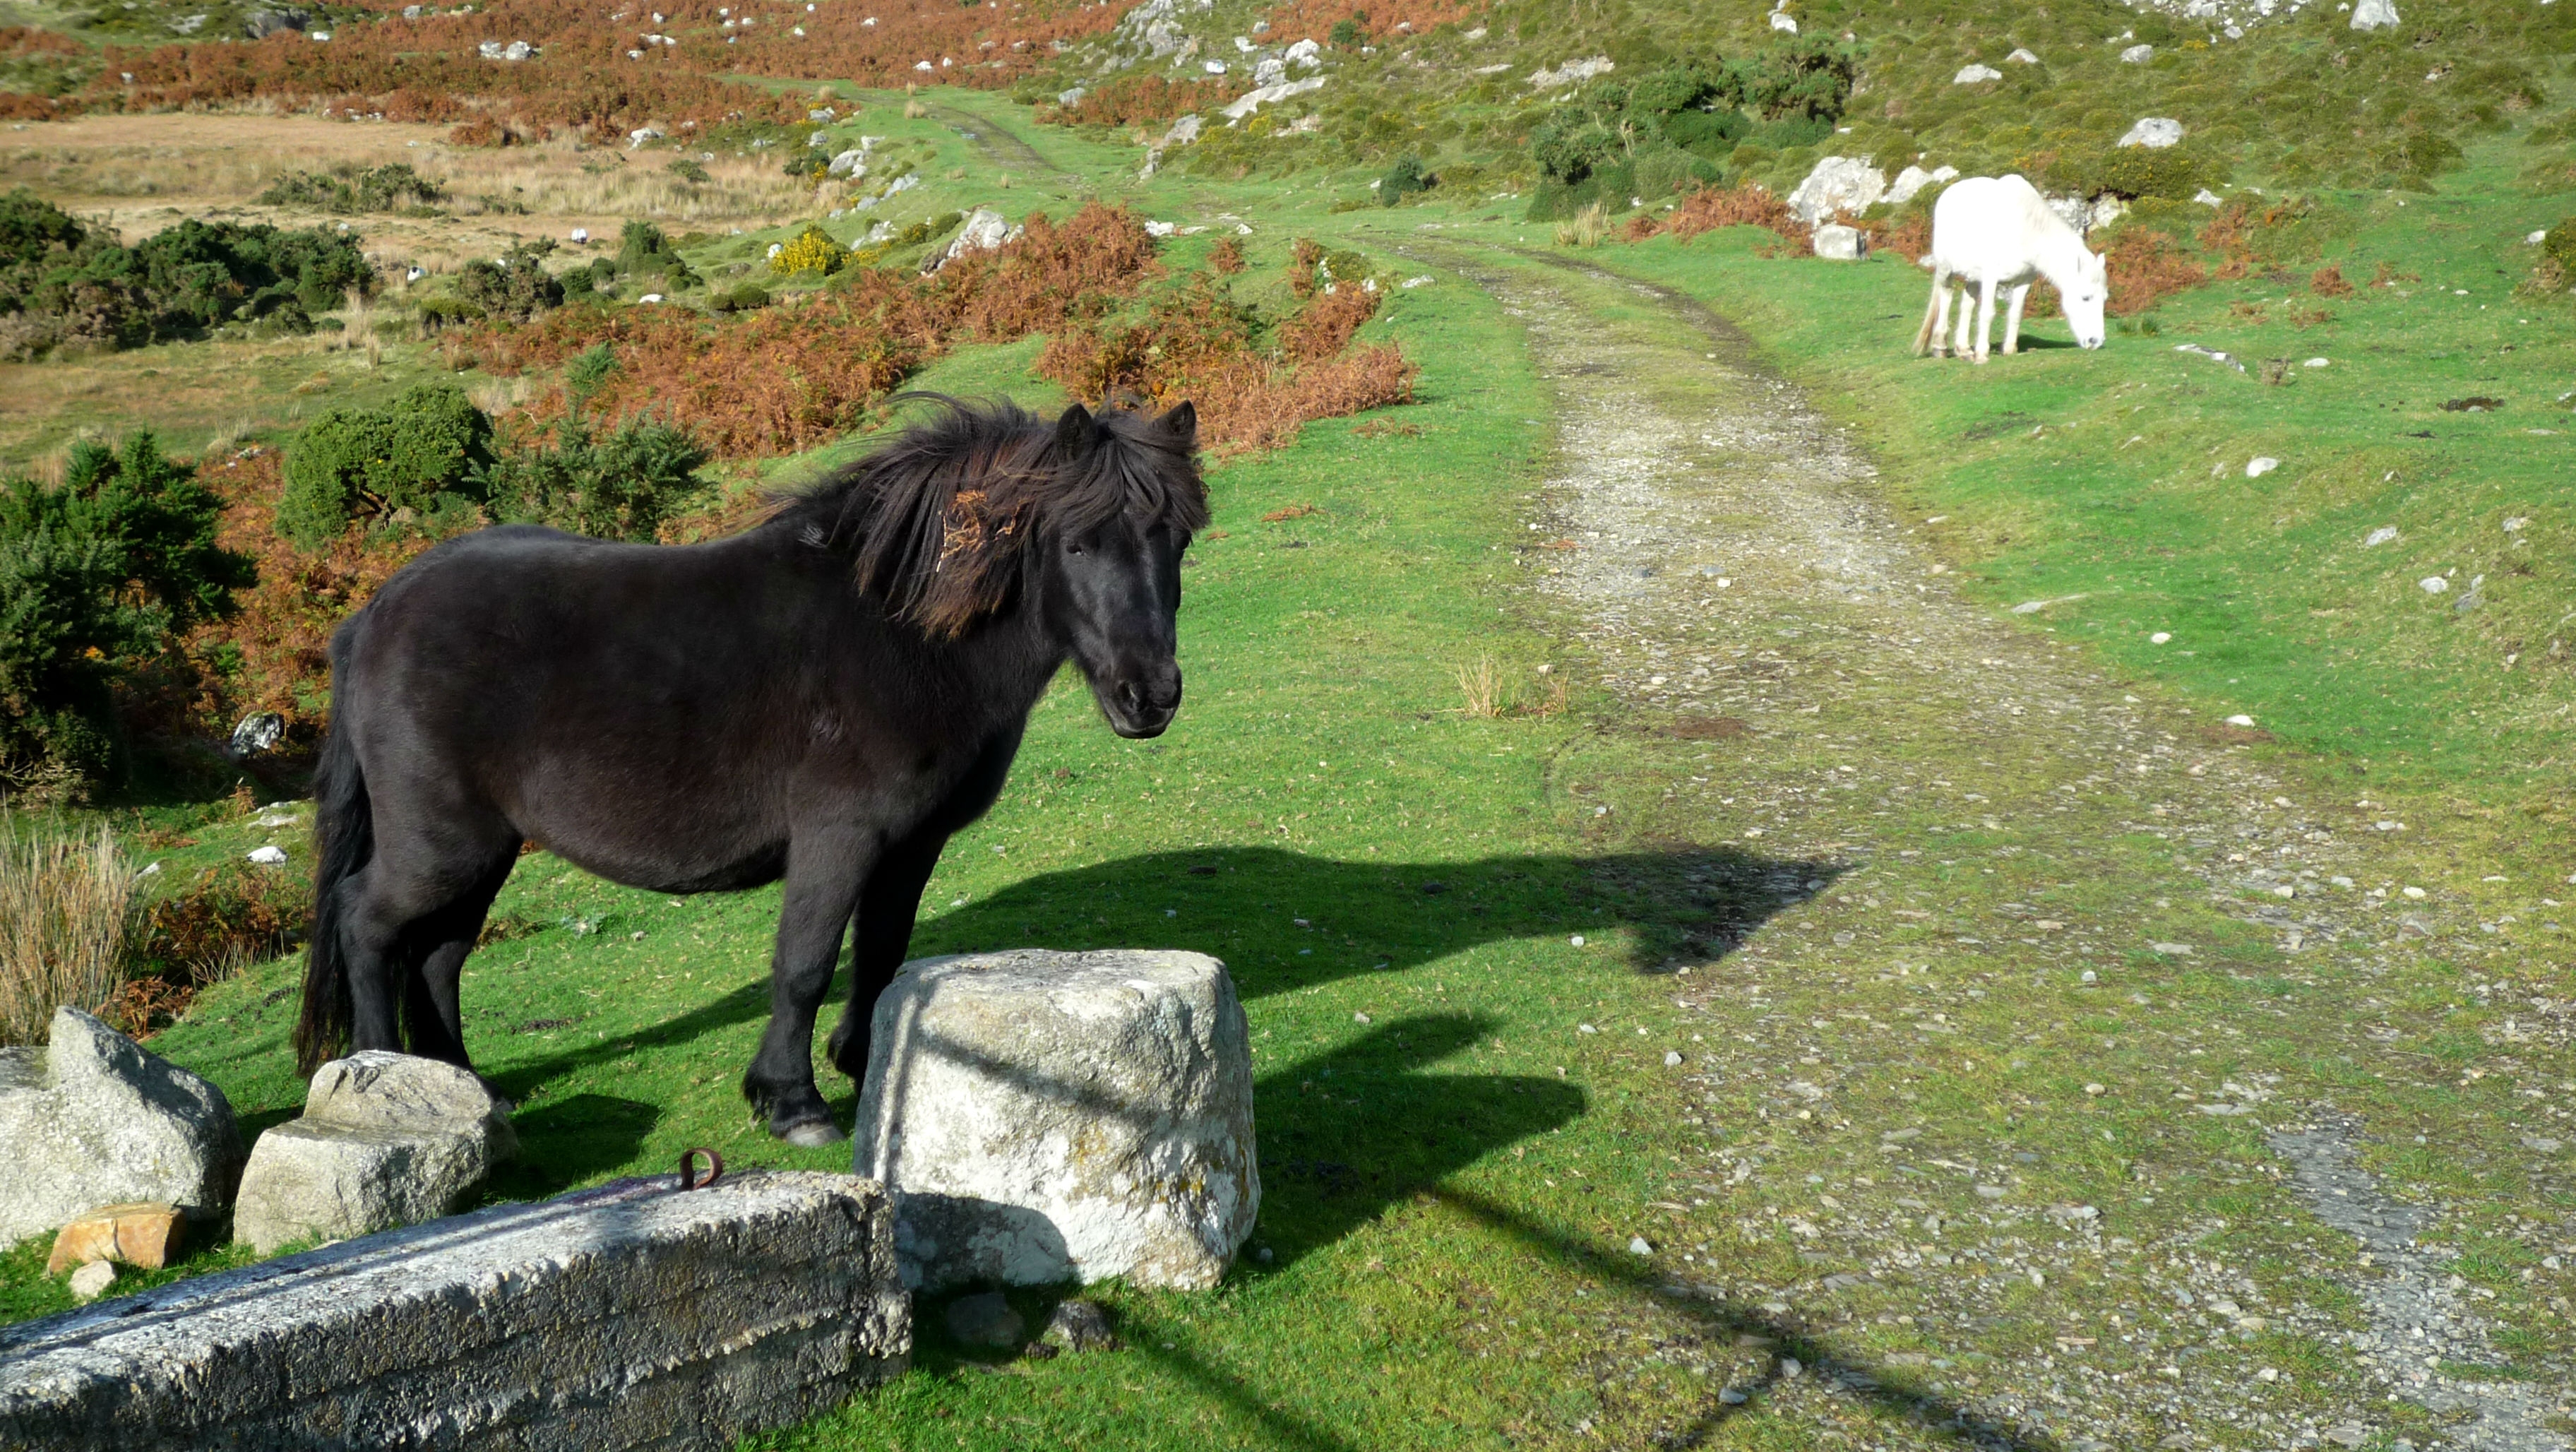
xmin=1930 ymin=272 xmax=1955 ymax=357
xmin=1951 ymin=282 xmax=1973 ymax=358
xmin=1916 ymin=266 xmax=1950 ymax=358
xmin=2003 ymin=283 xmax=2030 ymax=356
xmin=1972 ymin=278 xmax=1998 ymax=364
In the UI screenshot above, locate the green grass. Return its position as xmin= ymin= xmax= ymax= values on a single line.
xmin=7 ymin=76 xmax=2576 ymax=1452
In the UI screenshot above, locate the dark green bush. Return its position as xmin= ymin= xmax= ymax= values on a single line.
xmin=0 ymin=434 xmax=249 ymax=796
xmin=254 ymin=163 xmax=445 ymax=213
xmin=276 ymin=382 xmax=496 ymax=547
xmin=479 ymin=414 xmax=710 ymax=542
xmin=0 ymin=194 xmax=372 ymax=358
xmin=1378 ymin=155 xmax=1433 ymax=206
xmin=1329 ymin=16 xmax=1362 ymax=46
xmin=1713 ymin=37 xmax=1859 ymax=121
xmin=670 ymin=158 xmax=712 ymax=184
xmin=711 ymin=282 xmax=773 ymax=313
xmin=458 ymin=239 xmax=566 ymax=321
xmin=610 ymin=220 xmax=699 ymax=289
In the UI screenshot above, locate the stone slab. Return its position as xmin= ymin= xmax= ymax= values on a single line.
xmin=0 ymin=1170 xmax=908 ymax=1451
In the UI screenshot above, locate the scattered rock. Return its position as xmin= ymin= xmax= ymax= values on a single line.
xmin=1885 ymin=164 xmax=1956 ymax=207
xmin=226 ymin=712 xmax=285 ymax=758
xmin=2322 ymin=1424 xmax=2369 ymax=1449
xmin=853 ymin=949 xmax=1260 ymax=1292
xmin=1528 ymin=55 xmax=1614 ymax=89
xmin=1628 ymin=1236 xmax=1653 ymax=1255
xmin=1785 ymin=157 xmax=1886 ymax=225
xmin=232 ymin=1051 xmax=517 ymax=1254
xmin=2120 ymin=43 xmax=2154 ymax=61
xmin=0 ymin=1007 xmax=242 ymax=1249
xmin=246 ymin=845 xmax=289 ymax=865
xmin=46 ymin=1203 xmax=184 ymax=1275
xmin=1953 ymin=63 xmax=2002 ymax=83
xmin=2193 ymin=187 xmax=2224 ymax=206
xmin=1768 ymin=9 xmax=1798 ymax=30
xmin=2005 ymin=47 xmax=2039 ymax=62
xmin=943 ymin=1291 xmax=1025 ymax=1347
xmin=1040 ymin=1299 xmax=1119 ymax=1352
xmin=241 ymin=8 xmax=307 ymax=37
xmin=2118 ymin=117 xmax=2185 ymax=149
xmin=475 ymin=38 xmax=535 ymax=60
xmin=1811 ymin=223 xmax=1868 ymax=261
xmin=2419 ymin=576 xmax=2447 ymax=595
xmin=66 ymin=1260 xmax=115 ymax=1302
xmin=922 ymin=207 xmax=1021 ymax=275
xmin=1219 ymin=75 xmax=1326 ymax=121
xmin=2349 ymin=0 xmax=2399 ymax=29
xmin=2245 ymin=456 xmax=2279 ymax=477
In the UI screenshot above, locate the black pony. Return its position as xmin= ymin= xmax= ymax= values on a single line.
xmin=294 ymin=397 xmax=1205 ymax=1143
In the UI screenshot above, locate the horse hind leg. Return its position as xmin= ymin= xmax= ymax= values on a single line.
xmin=1913 ymin=268 xmax=1950 ymax=357
xmin=399 ymin=849 xmax=520 ymax=1069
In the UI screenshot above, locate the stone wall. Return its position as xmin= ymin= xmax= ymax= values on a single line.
xmin=0 ymin=1170 xmax=907 ymax=1451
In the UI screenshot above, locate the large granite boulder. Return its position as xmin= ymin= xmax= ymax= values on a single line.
xmin=233 ymin=1051 xmax=517 ymax=1254
xmin=854 ymin=948 xmax=1259 ymax=1292
xmin=2350 ymin=0 xmax=2399 ymax=30
xmin=1785 ymin=156 xmax=1886 ymax=226
xmin=0 ymin=1008 xmax=242 ymax=1248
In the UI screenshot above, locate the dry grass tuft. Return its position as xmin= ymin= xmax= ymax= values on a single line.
xmin=1455 ymin=655 xmax=1503 ymax=718
xmin=0 ymin=817 xmax=141 ymax=1047
xmin=1555 ymin=201 xmax=1611 ymax=249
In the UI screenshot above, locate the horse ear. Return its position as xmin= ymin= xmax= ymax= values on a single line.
xmin=1158 ymin=400 xmax=1198 ymax=446
xmin=1054 ymin=403 xmax=1097 ymax=456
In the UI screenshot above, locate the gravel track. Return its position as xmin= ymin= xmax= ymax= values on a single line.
xmin=1421 ymin=243 xmax=2576 ymax=1452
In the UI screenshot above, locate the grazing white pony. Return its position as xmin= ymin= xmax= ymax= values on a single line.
xmin=1911 ymin=174 xmax=2108 ymax=363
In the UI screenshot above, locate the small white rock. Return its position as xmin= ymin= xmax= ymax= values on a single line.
xmin=2150 ymin=631 xmax=2173 ymax=644
xmin=2120 ymin=42 xmax=2154 ymax=61
xmin=2246 ymin=456 xmax=2279 ymax=477
xmin=1953 ymin=63 xmax=2003 ymax=83
xmin=246 ymin=845 xmax=288 ymax=865
xmin=1569 ymin=934 xmax=1586 ymax=947
xmin=1664 ymin=1051 xmax=1683 ymax=1066
xmin=2420 ymin=576 xmax=2449 ymax=594
xmin=68 ymin=1260 xmax=117 ymax=1301
xmin=1353 ymin=1011 xmax=1371 ymax=1025
xmin=1628 ymin=1236 xmax=1652 ymax=1255
xmin=2365 ymin=526 xmax=2398 ymax=546
xmin=2226 ymin=714 xmax=2255 ymax=727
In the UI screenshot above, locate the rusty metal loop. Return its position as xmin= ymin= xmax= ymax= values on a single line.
xmin=677 ymin=1146 xmax=724 ymax=1191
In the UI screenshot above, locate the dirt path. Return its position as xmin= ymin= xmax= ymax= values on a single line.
xmin=1419 ymin=244 xmax=2576 ymax=1451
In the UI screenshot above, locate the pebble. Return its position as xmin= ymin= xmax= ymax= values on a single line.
xmin=1578 ymin=1023 xmax=1598 ymax=1035
xmin=246 ymin=845 xmax=288 ymax=864
xmin=1569 ymin=934 xmax=1587 ymax=946
xmin=1629 ymin=1236 xmax=1652 ymax=1255
xmin=1664 ymin=1050 xmax=1683 ymax=1066
xmin=68 ymin=1261 xmax=115 ymax=1301
xmin=2150 ymin=631 xmax=2172 ymax=644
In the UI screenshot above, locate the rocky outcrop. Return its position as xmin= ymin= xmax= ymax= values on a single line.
xmin=854 ymin=949 xmax=1260 ymax=1292
xmin=1785 ymin=157 xmax=1887 ymax=225
xmin=0 ymin=1008 xmax=241 ymax=1249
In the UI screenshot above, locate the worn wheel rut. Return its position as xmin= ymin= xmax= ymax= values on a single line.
xmin=1418 ymin=243 xmax=2576 ymax=1451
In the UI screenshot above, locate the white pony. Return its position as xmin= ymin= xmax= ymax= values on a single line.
xmin=1911 ymin=174 xmax=2108 ymax=363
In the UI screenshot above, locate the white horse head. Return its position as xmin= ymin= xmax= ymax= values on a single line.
xmin=2056 ymin=246 xmax=2109 ymax=350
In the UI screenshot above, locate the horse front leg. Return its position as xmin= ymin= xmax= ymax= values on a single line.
xmin=1972 ymin=278 xmax=1999 ymax=364
xmin=2003 ymin=283 xmax=2030 ymax=356
xmin=745 ymin=826 xmax=874 ymax=1144
xmin=825 ymin=827 xmax=949 ymax=1083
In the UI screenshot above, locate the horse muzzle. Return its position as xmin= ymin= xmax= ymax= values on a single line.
xmin=1097 ymin=663 xmax=1183 ymax=739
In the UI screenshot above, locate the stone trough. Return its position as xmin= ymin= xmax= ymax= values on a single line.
xmin=0 ymin=1170 xmax=908 ymax=1451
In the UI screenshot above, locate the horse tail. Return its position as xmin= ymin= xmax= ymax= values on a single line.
xmin=1912 ymin=266 xmax=1947 ymax=357
xmin=294 ymin=626 xmax=374 ymax=1077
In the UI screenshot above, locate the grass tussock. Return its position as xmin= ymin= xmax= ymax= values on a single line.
xmin=0 ymin=817 xmax=139 ymax=1046
xmin=1555 ymin=201 xmax=1611 ymax=249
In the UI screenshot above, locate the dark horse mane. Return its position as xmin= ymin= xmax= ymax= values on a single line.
xmin=768 ymin=395 xmax=1208 ymax=640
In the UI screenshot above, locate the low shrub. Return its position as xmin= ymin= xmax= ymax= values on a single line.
xmin=0 ymin=192 xmax=374 ymax=358
xmin=770 ymin=223 xmax=845 ymax=277
xmin=1635 ymin=182 xmax=1811 ymax=248
xmin=2101 ymin=227 xmax=2208 ymax=316
xmin=0 ymin=434 xmax=249 ymax=797
xmin=479 ymin=412 xmax=711 ymax=542
xmin=1378 ymin=155 xmax=1433 ymax=206
xmin=275 ymin=381 xmax=496 ymax=547
xmin=254 ymin=162 xmax=446 ymax=213
xmin=0 ymin=819 xmax=138 ymax=1045
xmin=116 ymin=858 xmax=310 ymax=1035
xmin=459 ymin=239 xmax=567 ymax=321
